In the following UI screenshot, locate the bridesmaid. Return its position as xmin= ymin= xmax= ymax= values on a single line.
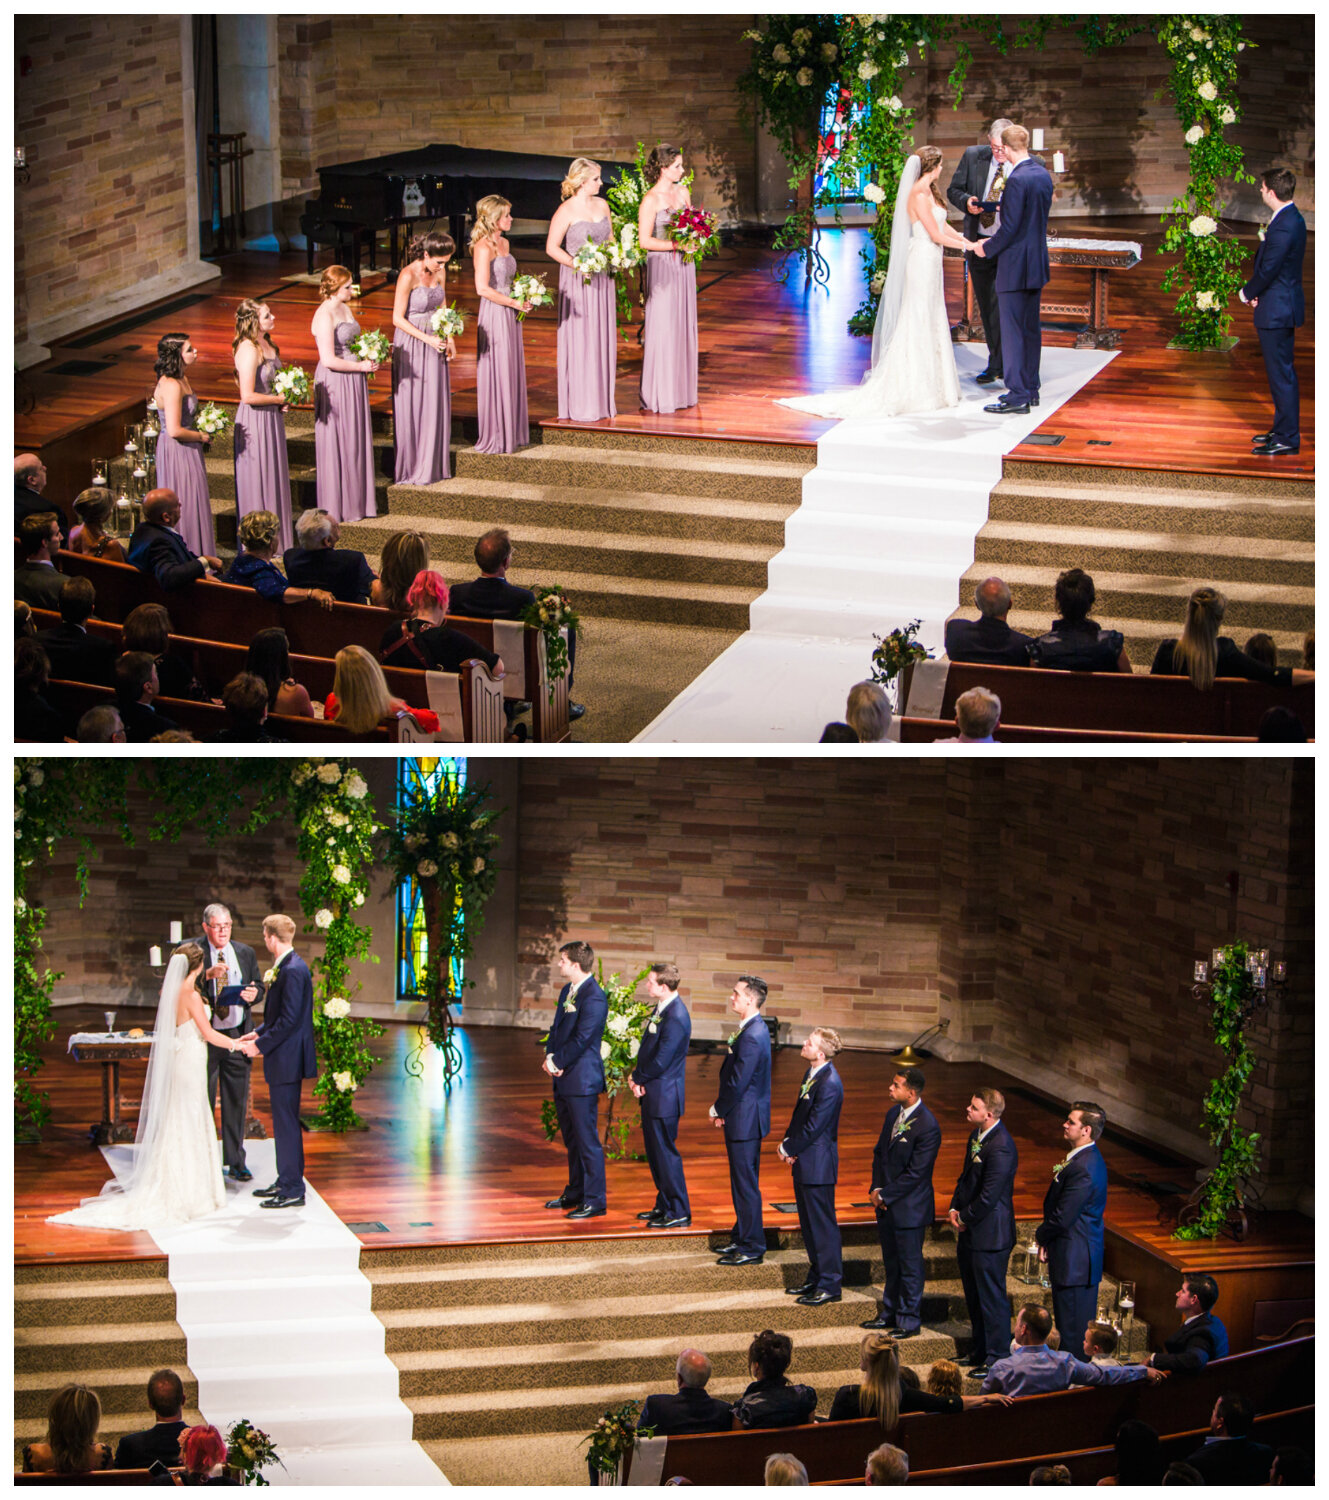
xmin=391 ymin=230 xmax=455 ymax=483
xmin=471 ymin=195 xmax=532 ymax=454
xmin=312 ymin=264 xmax=379 ymax=522
xmin=232 ymin=299 xmax=294 ymax=552
xmin=547 ymin=157 xmax=617 ymax=422
xmin=638 ymin=143 xmax=699 ymax=413
xmin=152 ymin=332 xmax=216 ymax=558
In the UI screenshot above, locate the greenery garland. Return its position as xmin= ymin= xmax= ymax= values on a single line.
xmin=1174 ymin=941 xmax=1263 ymax=1240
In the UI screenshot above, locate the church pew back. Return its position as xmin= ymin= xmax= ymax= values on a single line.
xmin=898 ymin=717 xmax=1257 ymax=743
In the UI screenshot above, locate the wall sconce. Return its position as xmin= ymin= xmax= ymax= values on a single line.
xmin=15 ymin=145 xmax=30 ymax=185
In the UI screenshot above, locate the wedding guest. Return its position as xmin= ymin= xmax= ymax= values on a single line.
xmin=127 ymin=488 xmax=223 ymax=591
xmin=15 ymin=639 xmax=73 ymax=741
xmin=865 ymin=1444 xmax=909 ymax=1486
xmin=1241 ymin=167 xmax=1305 ymax=458
xmin=115 ymin=651 xmax=180 ymax=742
xmin=312 ymin=265 xmax=379 ymax=521
xmin=285 ymin=508 xmax=375 ymax=604
xmin=69 ymin=486 xmax=127 ymax=562
xmin=22 ymin=1383 xmax=112 ymax=1474
xmin=820 ymin=721 xmax=858 ymax=743
xmin=392 ymin=231 xmax=455 ymax=483
xmin=325 ymin=644 xmax=438 ymax=735
xmin=1097 ymin=1421 xmax=1165 ymax=1486
xmin=764 ymin=1454 xmax=809 ymax=1486
xmin=370 ymin=530 xmax=430 ymax=613
xmin=112 ymin=1368 xmax=189 ymax=1471
xmin=224 ymin=510 xmax=334 ymax=610
xmin=122 ymin=602 xmax=209 ymax=702
xmin=1084 ymin=1322 xmax=1123 ymax=1367
xmin=233 ymin=299 xmax=294 ymax=552
xmin=945 ymin=577 xmax=1034 ymax=666
xmin=637 ymin=1349 xmax=733 ymax=1435
xmin=37 ymin=576 xmax=117 ymax=687
xmin=846 ymin=681 xmax=892 ymax=742
xmin=16 ymin=600 xmax=36 ymax=638
xmin=828 ymin=1332 xmax=1009 ymax=1424
xmin=14 ymin=511 xmax=66 ymax=609
xmin=212 ymin=672 xmax=285 ymax=744
xmin=925 ymin=1360 xmax=964 ymax=1400
xmin=152 ymin=332 xmax=216 ymax=559
xmin=547 ymin=157 xmax=617 ymax=421
xmin=77 ymin=705 xmax=127 ymax=742
xmin=1030 ymin=1465 xmax=1073 ymax=1485
xmin=1151 ymin=587 xmax=1311 ymax=689
xmin=937 ymin=685 xmax=1002 ymax=743
xmin=472 ymin=196 xmax=532 ymax=454
xmin=1257 ymin=706 xmax=1307 ymax=742
xmin=1029 ymin=568 xmax=1131 ymax=673
xmin=731 ymin=1330 xmax=817 ymax=1430
xmin=1243 ymin=632 xmax=1279 ymax=671
xmin=15 ymin=451 xmax=68 ymax=541
xmin=178 ymin=1424 xmax=236 ymax=1486
xmin=638 ymin=143 xmax=699 ymax=413
xmin=379 ymin=569 xmax=503 ymax=677
xmin=246 ymin=626 xmax=314 ymax=718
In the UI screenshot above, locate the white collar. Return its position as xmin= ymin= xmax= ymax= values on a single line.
xmin=655 ymin=991 xmax=678 ymax=1013
xmin=1065 ymin=1141 xmax=1094 ymax=1162
xmin=807 ymin=1059 xmax=829 ymax=1080
xmin=565 ymin=972 xmax=589 ymax=998
xmin=1268 ymin=199 xmax=1291 ymax=224
xmin=898 ymin=1098 xmax=920 ymax=1122
xmin=1183 ymin=1310 xmax=1203 ymax=1325
xmin=736 ymin=1010 xmax=761 ymax=1033
xmin=978 ymin=1120 xmax=1000 ymax=1143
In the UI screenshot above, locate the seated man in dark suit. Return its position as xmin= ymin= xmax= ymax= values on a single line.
xmin=113 ymin=1367 xmax=190 ymax=1470
xmin=1185 ymin=1393 xmax=1274 ymax=1485
xmin=637 ymin=1348 xmax=733 ymax=1435
xmin=14 ymin=511 xmax=67 ymax=609
xmin=15 ymin=452 xmax=69 ymax=542
xmin=127 ymin=488 xmax=223 ymax=591
xmin=284 ymin=507 xmax=376 ymax=604
xmin=1148 ymin=1273 xmax=1229 ymax=1372
xmin=945 ymin=577 xmax=1034 ymax=666
xmin=115 ymin=651 xmax=180 ymax=742
xmin=37 ymin=575 xmax=118 ymax=687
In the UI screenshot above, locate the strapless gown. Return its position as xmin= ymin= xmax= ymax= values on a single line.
xmin=393 ymin=283 xmax=452 ymax=483
xmin=641 ymin=207 xmax=699 ymax=413
xmin=234 ymin=354 xmax=294 ymax=552
xmin=475 ymin=253 xmax=530 ymax=454
xmin=314 ymin=319 xmax=378 ymax=520
xmin=557 ymin=218 xmax=617 ymax=421
xmin=154 ymin=391 xmax=216 ymax=558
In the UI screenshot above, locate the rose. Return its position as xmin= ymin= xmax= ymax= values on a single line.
xmin=863 ymin=182 xmax=886 ymax=205
xmin=821 ymin=42 xmax=837 ymax=62
xmin=1194 ymin=290 xmax=1216 ymax=311
xmin=858 ymin=59 xmax=879 ymax=80
xmin=1185 ymin=125 xmax=1204 ymax=145
xmin=441 ymin=832 xmax=459 ymax=850
xmin=1189 ymin=215 xmax=1217 ymax=237
xmin=629 ymin=1038 xmax=640 ymax=1058
xmin=886 ymin=95 xmax=903 ymax=114
xmin=327 ymin=811 xmax=348 ymax=827
xmin=472 ymin=857 xmax=485 ymax=874
xmin=607 ymin=1013 xmax=630 ymax=1037
xmin=1190 ymin=25 xmax=1205 ymax=41
xmin=28 ymin=769 xmax=43 ymax=787
xmin=354 ymin=892 xmax=365 ymax=907
xmin=771 ymin=43 xmax=790 ymax=64
xmin=1186 ymin=52 xmax=1196 ymax=61
xmin=344 ymin=773 xmax=368 ymax=800
xmin=314 ymin=908 xmax=334 ymax=929
xmin=324 ymin=997 xmax=351 ymax=1019
xmin=404 ymin=834 xmax=422 ymax=851
xmin=796 ymin=67 xmax=813 ymax=87
xmin=418 ymin=859 xmax=439 ymax=877
xmin=790 ymin=27 xmax=811 ymax=50
xmin=600 ymin=1041 xmax=611 ymax=1059
xmin=333 ymin=1071 xmax=356 ymax=1092
xmin=1197 ymin=80 xmax=1218 ymax=101
xmin=316 ymin=763 xmax=342 ymax=784
xmin=332 ymin=864 xmax=352 ymax=884
xmin=1220 ymin=106 xmax=1236 ymax=125
xmin=15 ymin=897 xmax=27 ymax=914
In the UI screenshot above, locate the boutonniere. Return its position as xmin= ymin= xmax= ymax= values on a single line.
xmin=1258 ymin=224 xmax=1267 ymax=241
xmin=262 ymin=956 xmax=285 ymax=985
xmin=1052 ymin=1156 xmax=1070 ymax=1179
xmin=648 ymin=1021 xmax=658 ymax=1034
xmin=799 ymin=1077 xmax=815 ymax=1100
xmin=892 ymin=1116 xmax=915 ymax=1140
xmin=968 ymin=1138 xmax=983 ymax=1163
xmin=725 ymin=1029 xmax=739 ymax=1049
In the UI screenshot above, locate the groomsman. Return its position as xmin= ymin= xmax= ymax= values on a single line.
xmin=198 ymin=903 xmax=265 ymax=1183
xmin=778 ymin=1027 xmax=845 ymax=1306
xmin=863 ymin=1067 xmax=941 ymax=1336
xmin=947 ymin=1088 xmax=1019 ymax=1378
xmin=1242 ymin=166 xmax=1306 ymax=457
xmin=710 ymin=974 xmax=772 ymax=1266
xmin=630 ymin=961 xmax=692 ymax=1228
xmin=1035 ymin=1100 xmax=1109 ymax=1357
xmin=543 ymin=941 xmax=609 ymax=1220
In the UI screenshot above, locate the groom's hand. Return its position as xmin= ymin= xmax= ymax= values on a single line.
xmin=972 ymin=241 xmax=987 ymax=258
xmin=238 ymin=1040 xmax=260 ymax=1057
xmin=239 ymin=1030 xmax=259 ymax=1043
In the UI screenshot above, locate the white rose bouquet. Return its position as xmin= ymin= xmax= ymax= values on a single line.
xmin=571 ymin=239 xmax=610 ymax=280
xmin=195 ymin=402 xmax=231 ymax=438
xmin=349 ymin=327 xmax=392 ymax=374
xmin=272 ymin=365 xmax=310 ymax=405
xmin=605 ymin=221 xmax=645 ymax=274
xmin=510 ymin=272 xmax=554 ymax=320
xmin=429 ymin=303 xmax=465 ymax=341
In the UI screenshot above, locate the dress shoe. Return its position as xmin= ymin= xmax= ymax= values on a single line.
xmin=975 ymin=370 xmax=1000 ymax=385
xmin=1253 ymin=439 xmax=1299 ymax=456
xmin=651 ymin=1215 xmax=692 ymax=1228
xmin=984 ymin=398 xmax=1030 ymax=414
xmin=637 ymin=1209 xmax=665 ymax=1221
xmin=797 ymin=1290 xmax=842 ymax=1307
xmin=967 ymin=1365 xmax=992 ymax=1379
xmin=227 ymin=1165 xmax=253 ymax=1182
xmin=716 ymin=1251 xmax=764 ymax=1266
xmin=565 ymin=1204 xmax=606 ymax=1219
xmin=545 ymin=1196 xmax=576 ymax=1210
xmin=894 ymin=1327 xmax=921 ymax=1338
xmin=785 ymin=1281 xmax=816 ymax=1297
xmin=713 ymin=1242 xmax=740 ymax=1257
xmin=252 ymin=1183 xmax=280 ymax=1197
xmin=859 ymin=1315 xmax=896 ymax=1330
xmin=1253 ymin=431 xmax=1273 ymax=444
xmin=260 ymin=1194 xmax=305 ymax=1210
xmin=568 ymin=702 xmax=586 ymax=721
xmin=1030 ymin=397 xmax=1040 ymax=407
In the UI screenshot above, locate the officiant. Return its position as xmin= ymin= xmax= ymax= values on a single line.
xmin=198 ymin=903 xmax=265 ymax=1182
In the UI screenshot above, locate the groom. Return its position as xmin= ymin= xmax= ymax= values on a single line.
xmin=971 ymin=124 xmax=1054 ymax=416
xmin=240 ymin=914 xmax=317 ymax=1210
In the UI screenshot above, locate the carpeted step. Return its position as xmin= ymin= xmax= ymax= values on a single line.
xmin=14 ymin=1318 xmax=189 ymax=1375
xmin=421 ymin=1430 xmax=592 ymax=1488
xmin=538 ymin=425 xmax=818 ymax=467
xmin=15 ymin=1275 xmax=180 ymax=1327
xmin=15 ymin=1363 xmax=200 ymax=1420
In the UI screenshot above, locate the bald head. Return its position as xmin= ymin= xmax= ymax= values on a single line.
xmin=676 ymin=1349 xmax=712 ymax=1389
xmin=142 ymin=489 xmax=180 ymax=525
xmin=15 ymin=453 xmax=46 ymax=492
xmin=975 ymin=577 xmax=1012 ymax=619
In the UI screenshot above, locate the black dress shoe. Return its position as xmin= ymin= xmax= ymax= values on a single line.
xmin=1253 ymin=439 xmax=1300 ymax=456
xmin=227 ymin=1165 xmax=253 ymax=1182
xmin=637 ymin=1209 xmax=665 ymax=1221
xmin=785 ymin=1282 xmax=816 ymax=1297
xmin=860 ymin=1315 xmax=894 ymax=1330
xmin=797 ymin=1290 xmax=842 ymax=1306
xmin=568 ymin=702 xmax=586 ymax=720
xmin=260 ymin=1194 xmax=305 ymax=1210
xmin=713 ymin=1242 xmax=740 ymax=1257
xmin=565 ymin=1204 xmax=606 ymax=1219
xmin=1030 ymin=397 xmax=1040 ymax=407
xmin=716 ymin=1251 xmax=764 ymax=1266
xmin=985 ymin=399 xmax=1030 ymax=414
xmin=252 ymin=1183 xmax=280 ymax=1197
xmin=546 ymin=1196 xmax=576 ymax=1210
xmin=652 ymin=1215 xmax=691 ymax=1228
xmin=1253 ymin=431 xmax=1273 ymax=444
xmin=967 ymin=1365 xmax=992 ymax=1379
xmin=975 ymin=370 xmax=1000 ymax=385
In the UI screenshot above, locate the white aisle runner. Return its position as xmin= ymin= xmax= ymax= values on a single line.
xmin=636 ymin=342 xmax=1116 ymax=742
xmin=97 ymin=1139 xmax=446 ymax=1486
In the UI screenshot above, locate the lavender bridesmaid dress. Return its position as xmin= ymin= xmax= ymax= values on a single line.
xmin=641 ymin=209 xmax=699 ymax=413
xmin=154 ymin=390 xmax=216 ymax=558
xmin=475 ymin=254 xmax=530 ymax=454
xmin=557 ymin=218 xmax=617 ymax=421
xmin=393 ymin=284 xmax=451 ymax=483
xmin=233 ymin=355 xmax=294 ymax=552
xmin=314 ymin=319 xmax=378 ymax=522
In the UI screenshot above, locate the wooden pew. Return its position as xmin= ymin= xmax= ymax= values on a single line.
xmin=16 ymin=1468 xmax=185 ymax=1486
xmin=57 ymin=552 xmax=571 ymax=742
xmin=899 ymin=717 xmax=1256 ymax=743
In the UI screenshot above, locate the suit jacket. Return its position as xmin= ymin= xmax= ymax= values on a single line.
xmin=871 ymin=1101 xmax=941 ymax=1227
xmin=13 ymin=560 xmax=65 ymax=610
xmin=949 ymin=1120 xmax=1018 ymax=1252
xmin=944 ymin=615 xmax=1034 ymax=668
xmin=781 ymin=1062 xmax=843 ymax=1186
xmin=545 ymin=976 xmax=608 ymax=1096
xmin=16 ymin=484 xmax=69 ymax=542
xmin=638 ymin=1388 xmax=733 ymax=1436
xmin=37 ymin=622 xmax=118 ymax=687
xmin=1184 ymin=1435 xmax=1274 ymax=1487
xmin=946 ymin=145 xmax=1047 ymax=243
xmin=120 ymin=699 xmax=181 ymax=743
xmin=713 ymin=1015 xmax=772 ymax=1142
xmin=980 ymin=158 xmax=1054 ymax=292
xmin=113 ymin=1421 xmax=189 ymax=1471
xmin=283 ymin=545 xmax=375 ymax=604
xmin=447 ymin=575 xmax=537 ymax=620
xmin=630 ymin=995 xmax=690 ymax=1119
xmin=1152 ymin=1312 xmax=1229 ymax=1372
xmin=195 ymin=938 xmax=266 ymax=1027
xmin=128 ymin=522 xmax=207 ymax=591
xmin=1035 ymin=1143 xmax=1107 ymax=1287
xmin=255 ymin=950 xmax=317 ymax=1084
xmin=1242 ymin=203 xmax=1305 ymax=329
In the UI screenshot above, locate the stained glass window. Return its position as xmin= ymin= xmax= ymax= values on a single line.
xmin=814 ymin=87 xmax=872 ymax=203
xmin=396 ymin=757 xmax=467 ymax=1002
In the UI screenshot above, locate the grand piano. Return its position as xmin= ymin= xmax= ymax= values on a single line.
xmin=302 ymin=143 xmax=632 ymax=279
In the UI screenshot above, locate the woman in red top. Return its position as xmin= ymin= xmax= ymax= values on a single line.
xmin=323 ymin=643 xmax=439 ymax=735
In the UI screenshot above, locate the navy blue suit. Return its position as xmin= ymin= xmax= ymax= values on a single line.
xmin=871 ymin=1100 xmax=941 ymax=1332
xmin=977 ymin=157 xmax=1054 ymax=405
xmin=713 ymin=1015 xmax=772 ymax=1255
xmin=631 ymin=994 xmax=691 ymax=1220
xmin=1243 ymin=202 xmax=1306 ymax=445
xmin=283 ymin=545 xmax=375 ymax=604
xmin=949 ymin=1121 xmax=1018 ymax=1366
xmin=127 ymin=521 xmax=209 ymax=591
xmin=546 ymin=976 xmax=608 ymax=1211
xmin=254 ymin=949 xmax=317 ymax=1198
xmin=1035 ymin=1143 xmax=1107 ymax=1355
xmin=781 ymin=1063 xmax=844 ymax=1293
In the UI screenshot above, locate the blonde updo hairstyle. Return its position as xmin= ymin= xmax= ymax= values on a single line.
xmin=469 ymin=196 xmax=512 ymax=253
xmin=319 ymin=264 xmax=354 ymax=301
xmin=645 ymin=143 xmax=682 ymax=186
xmin=232 ymin=298 xmax=280 ymax=359
xmin=917 ymin=145 xmax=947 ymax=206
xmin=561 ymin=157 xmax=601 ymax=200
xmin=237 ymin=509 xmax=281 ymax=556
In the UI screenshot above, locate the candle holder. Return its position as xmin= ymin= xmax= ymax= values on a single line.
xmin=1117 ymin=1280 xmax=1136 ymax=1328
xmin=1018 ymin=1240 xmax=1044 ymax=1286
xmin=114 ymin=493 xmax=134 ymax=537
xmin=92 ymin=458 xmax=110 ymax=487
xmin=16 ymin=144 xmax=30 ymax=186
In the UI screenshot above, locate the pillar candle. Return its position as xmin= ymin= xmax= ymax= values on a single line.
xmin=149 ymin=945 xmax=163 ymax=966
xmin=169 ymin=920 xmax=183 ymax=943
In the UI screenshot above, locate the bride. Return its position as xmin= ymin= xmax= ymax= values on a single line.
xmin=49 ymin=945 xmax=243 ymax=1232
xmin=779 ymin=146 xmax=971 ymax=419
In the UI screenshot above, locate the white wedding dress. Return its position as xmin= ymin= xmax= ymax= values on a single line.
xmin=49 ymin=957 xmax=225 ymax=1232
xmin=779 ymin=201 xmax=961 ymax=420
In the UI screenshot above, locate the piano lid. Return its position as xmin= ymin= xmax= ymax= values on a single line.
xmin=320 ymin=142 xmax=632 ymax=186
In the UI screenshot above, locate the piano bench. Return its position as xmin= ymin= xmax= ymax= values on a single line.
xmin=299 ymin=214 xmax=378 ymax=282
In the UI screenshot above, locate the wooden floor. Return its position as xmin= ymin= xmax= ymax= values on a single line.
xmin=16 ymin=1008 xmax=1311 ymax=1276
xmin=16 ymin=217 xmax=1312 ymax=483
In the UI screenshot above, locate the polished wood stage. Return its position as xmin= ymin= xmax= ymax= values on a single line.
xmin=16 ymin=217 xmax=1313 ymax=506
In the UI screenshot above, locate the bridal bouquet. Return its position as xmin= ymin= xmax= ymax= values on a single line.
xmin=571 ymin=238 xmax=610 ymax=280
xmin=349 ymin=327 xmax=391 ymax=374
xmin=604 ymin=221 xmax=645 ymax=273
xmin=510 ymin=272 xmax=554 ymax=320
xmin=194 ymin=402 xmax=231 ymax=438
xmin=667 ymin=205 xmax=720 ymax=265
xmin=272 ymin=365 xmax=310 ymax=406
xmin=429 ymin=302 xmax=465 ymax=341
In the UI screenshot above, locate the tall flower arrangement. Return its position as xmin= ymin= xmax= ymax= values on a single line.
xmin=287 ymin=759 xmax=384 ymax=1132
xmin=1157 ymin=17 xmax=1254 ymax=349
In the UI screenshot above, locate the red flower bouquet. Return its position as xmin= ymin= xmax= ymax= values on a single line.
xmin=667 ymin=205 xmax=719 ymax=265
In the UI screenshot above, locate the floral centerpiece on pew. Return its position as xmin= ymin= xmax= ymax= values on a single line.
xmin=224 ymin=1418 xmax=284 ymax=1486
xmin=520 ymin=586 xmax=579 ymax=702
xmin=583 ymin=1399 xmax=654 ymax=1482
xmin=869 ymin=618 xmax=932 ymax=711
